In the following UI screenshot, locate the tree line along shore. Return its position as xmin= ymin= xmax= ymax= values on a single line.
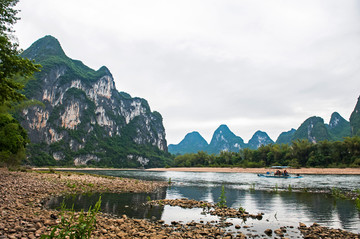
xmin=170 ymin=138 xmax=360 ymax=169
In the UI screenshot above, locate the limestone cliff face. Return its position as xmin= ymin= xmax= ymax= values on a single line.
xmin=350 ymin=96 xmax=360 ymax=136
xmin=20 ymin=36 xmax=168 ymax=167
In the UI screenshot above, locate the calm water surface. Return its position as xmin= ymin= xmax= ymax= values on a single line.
xmin=50 ymin=170 xmax=360 ymax=234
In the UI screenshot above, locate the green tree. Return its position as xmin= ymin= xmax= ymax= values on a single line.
xmin=1 ymin=0 xmax=40 ymax=105
xmin=0 ymin=113 xmax=27 ymax=166
xmin=307 ymin=140 xmax=332 ymax=167
xmin=0 ymin=0 xmax=41 ymax=166
xmin=194 ymin=151 xmax=208 ymax=166
xmin=291 ymin=139 xmax=313 ymax=166
xmin=343 ymin=136 xmax=360 ymax=165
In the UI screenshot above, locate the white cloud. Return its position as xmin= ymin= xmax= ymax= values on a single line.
xmin=14 ymin=0 xmax=360 ymax=144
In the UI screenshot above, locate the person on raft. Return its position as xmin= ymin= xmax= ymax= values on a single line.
xmin=274 ymin=169 xmax=289 ymax=176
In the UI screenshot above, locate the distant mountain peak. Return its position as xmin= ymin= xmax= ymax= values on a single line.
xmin=292 ymin=116 xmax=330 ymax=143
xmin=218 ymin=124 xmax=229 ymax=130
xmin=98 ymin=65 xmax=111 ymax=74
xmin=22 ymin=35 xmax=66 ymax=61
xmin=248 ymin=130 xmax=274 ymax=149
xmin=327 ymin=112 xmax=351 ymax=141
xmin=213 ymin=125 xmax=232 ymax=142
xmin=211 ymin=124 xmax=236 ymax=142
xmin=208 ymin=124 xmax=245 ymax=154
xmin=168 ymin=131 xmax=208 ymax=155
xmin=276 ymin=128 xmax=296 ymax=144
xmin=182 ymin=131 xmax=208 ymax=144
xmin=329 ymin=112 xmax=345 ymax=128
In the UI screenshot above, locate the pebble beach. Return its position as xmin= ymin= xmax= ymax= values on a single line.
xmin=1 ymin=168 xmax=359 ymax=238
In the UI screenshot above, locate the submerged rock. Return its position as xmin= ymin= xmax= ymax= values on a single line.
xmin=264 ymin=228 xmax=272 ymax=236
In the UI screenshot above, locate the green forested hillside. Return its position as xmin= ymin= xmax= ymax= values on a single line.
xmin=350 ymin=97 xmax=360 ymax=136
xmin=168 ymin=131 xmax=208 ymax=155
xmin=327 ymin=112 xmax=351 ymax=141
xmin=292 ymin=116 xmax=331 ymax=143
xmin=275 ymin=129 xmax=296 ymax=144
xmin=172 ymin=137 xmax=360 ymax=168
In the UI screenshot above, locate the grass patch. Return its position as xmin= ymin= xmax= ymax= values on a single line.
xmin=41 ymin=197 xmax=101 ymax=238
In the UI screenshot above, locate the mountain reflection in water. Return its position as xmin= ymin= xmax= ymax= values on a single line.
xmin=46 ymin=187 xmax=167 ymax=221
xmin=52 ymin=170 xmax=360 ymax=233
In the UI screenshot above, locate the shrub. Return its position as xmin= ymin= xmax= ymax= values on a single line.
xmin=216 ymin=185 xmax=227 ymax=208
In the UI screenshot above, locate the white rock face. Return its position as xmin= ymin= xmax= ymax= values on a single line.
xmin=330 ymin=117 xmax=340 ymax=128
xmin=74 ymin=154 xmax=99 ymax=166
xmin=48 ymin=128 xmax=63 ymax=143
xmin=71 ymin=79 xmax=82 ymax=89
xmin=93 ymin=75 xmax=113 ymax=99
xmin=53 ymin=152 xmax=64 ymax=161
xmin=70 ymin=76 xmax=113 ymax=103
xmin=29 ymin=108 xmax=49 ymax=130
xmin=95 ymin=106 xmax=113 ymax=127
xmin=137 ymin=156 xmax=149 ymax=166
xmin=157 ymin=132 xmax=166 ymax=151
xmin=123 ymin=101 xmax=146 ymax=124
xmin=256 ymin=136 xmax=266 ymax=148
xmin=127 ymin=155 xmax=149 ymax=167
xmin=42 ymin=89 xmax=53 ymax=103
xmin=22 ymin=50 xmax=168 ymax=166
xmin=61 ymin=102 xmax=81 ymax=129
xmin=307 ymin=123 xmax=316 ymax=143
xmin=42 ymin=67 xmax=66 ymax=106
xmin=69 ymin=139 xmax=84 ymax=151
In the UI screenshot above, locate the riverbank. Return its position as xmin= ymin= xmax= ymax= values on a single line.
xmin=32 ymin=166 xmax=360 ymax=174
xmin=0 ymin=168 xmax=166 ymax=238
xmin=1 ymin=168 xmax=359 ymax=238
xmin=147 ymin=167 xmax=360 ymax=175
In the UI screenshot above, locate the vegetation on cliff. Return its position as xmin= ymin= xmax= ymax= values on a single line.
xmin=17 ymin=35 xmax=170 ymax=168
xmin=350 ymin=96 xmax=360 ymax=137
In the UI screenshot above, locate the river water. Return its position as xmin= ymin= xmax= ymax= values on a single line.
xmin=48 ymin=170 xmax=360 ymax=234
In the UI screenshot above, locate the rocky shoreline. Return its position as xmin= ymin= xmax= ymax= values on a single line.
xmin=1 ymin=168 xmax=359 ymax=238
xmin=0 ymin=168 xmax=166 ymax=238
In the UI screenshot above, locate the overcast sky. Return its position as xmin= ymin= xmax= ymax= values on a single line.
xmin=14 ymin=0 xmax=360 ymax=145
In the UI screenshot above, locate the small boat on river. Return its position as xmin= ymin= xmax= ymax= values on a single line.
xmin=257 ymin=173 xmax=303 ymax=179
xmin=257 ymin=166 xmax=303 ymax=178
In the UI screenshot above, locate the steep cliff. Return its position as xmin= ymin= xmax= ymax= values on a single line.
xmin=350 ymin=96 xmax=360 ymax=136
xmin=19 ymin=36 xmax=168 ymax=167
